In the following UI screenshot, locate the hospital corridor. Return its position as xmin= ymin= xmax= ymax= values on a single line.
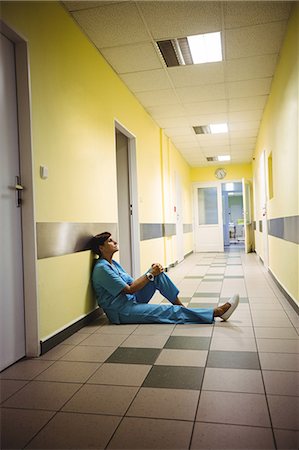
xmin=1 ymin=248 xmax=298 ymax=449
xmin=0 ymin=1 xmax=298 ymax=449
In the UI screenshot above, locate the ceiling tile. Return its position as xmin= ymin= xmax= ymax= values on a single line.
xmin=135 ymin=89 xmax=178 ymax=107
xmin=196 ymin=135 xmax=230 ymax=146
xmin=120 ymin=69 xmax=172 ymax=92
xmin=228 ymin=96 xmax=268 ymax=112
xmin=229 ymin=121 xmax=260 ymax=132
xmin=63 ymin=1 xmax=111 ymax=12
xmin=230 ymin=137 xmax=256 ymax=146
xmin=171 ymin=136 xmax=198 ymax=146
xmin=177 ymin=83 xmax=226 ymax=103
xmin=146 ymin=104 xmax=185 ymax=118
xmin=228 ymin=78 xmax=272 ymax=99
xmin=202 ymin=146 xmax=230 ymax=156
xmin=73 ymin=2 xmax=150 ymax=48
xmin=101 ymin=43 xmax=163 ymax=74
xmin=168 ymin=63 xmax=225 ymax=88
xmin=225 ymin=54 xmax=278 ymax=82
xmin=226 ymin=21 xmax=288 ymax=59
xmin=138 ymin=1 xmax=222 ymax=40
xmin=229 ymin=110 xmax=263 ymax=123
xmin=224 ymin=1 xmax=292 ymax=29
xmin=155 ymin=117 xmax=189 ymax=129
xmin=164 ymin=126 xmax=194 ymax=137
xmin=187 ymin=113 xmax=228 ymax=126
xmin=230 ymin=130 xmax=258 ymax=139
xmin=184 ymin=100 xmax=227 ymax=116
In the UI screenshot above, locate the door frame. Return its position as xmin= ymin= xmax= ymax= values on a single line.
xmin=193 ymin=181 xmax=224 ymax=252
xmin=114 ymin=120 xmax=140 ymax=277
xmin=260 ymin=150 xmax=269 ymax=269
xmin=1 ymin=21 xmax=39 ymax=357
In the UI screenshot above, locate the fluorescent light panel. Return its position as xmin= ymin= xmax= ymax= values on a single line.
xmin=218 ymin=155 xmax=231 ymax=161
xmin=210 ymin=123 xmax=228 ymax=134
xmin=187 ymin=32 xmax=222 ymax=64
xmin=156 ymin=31 xmax=222 ymax=67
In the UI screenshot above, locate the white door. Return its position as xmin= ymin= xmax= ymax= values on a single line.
xmin=193 ymin=182 xmax=223 ymax=252
xmin=242 ymin=178 xmax=253 ymax=253
xmin=175 ymin=173 xmax=184 ymax=263
xmin=0 ymin=33 xmax=26 ymax=371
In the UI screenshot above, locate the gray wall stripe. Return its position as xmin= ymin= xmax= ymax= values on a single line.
xmin=140 ymin=223 xmax=193 ymax=241
xmin=268 ymin=216 xmax=299 ymax=244
xmin=36 ymin=222 xmax=118 ymax=259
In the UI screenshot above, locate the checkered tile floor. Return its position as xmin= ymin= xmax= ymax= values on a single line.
xmin=1 ymin=249 xmax=298 ymax=449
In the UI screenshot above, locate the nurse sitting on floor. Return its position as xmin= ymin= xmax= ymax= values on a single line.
xmin=91 ymin=232 xmax=239 ymax=325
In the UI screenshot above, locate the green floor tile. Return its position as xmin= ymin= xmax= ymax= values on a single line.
xmin=106 ymin=348 xmax=161 ymax=365
xmin=142 ymin=365 xmax=204 ymax=390
xmin=164 ymin=336 xmax=210 ymax=350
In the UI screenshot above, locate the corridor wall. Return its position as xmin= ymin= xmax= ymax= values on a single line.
xmin=1 ymin=1 xmax=192 ymax=343
xmin=253 ymin=4 xmax=298 ymax=305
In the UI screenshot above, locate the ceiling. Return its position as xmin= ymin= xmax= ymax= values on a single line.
xmin=63 ymin=1 xmax=292 ymax=167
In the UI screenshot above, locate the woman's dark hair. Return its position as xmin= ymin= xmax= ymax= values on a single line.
xmin=90 ymin=232 xmax=111 ymax=256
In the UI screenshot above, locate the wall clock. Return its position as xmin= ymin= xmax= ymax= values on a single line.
xmin=215 ymin=167 xmax=227 ymax=179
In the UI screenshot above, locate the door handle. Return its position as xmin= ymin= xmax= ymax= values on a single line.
xmin=15 ymin=176 xmax=24 ymax=207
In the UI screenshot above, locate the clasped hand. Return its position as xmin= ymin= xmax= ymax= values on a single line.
xmin=150 ymin=263 xmax=164 ymax=276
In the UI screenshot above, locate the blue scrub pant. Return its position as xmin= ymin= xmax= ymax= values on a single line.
xmin=115 ymin=272 xmax=214 ymax=325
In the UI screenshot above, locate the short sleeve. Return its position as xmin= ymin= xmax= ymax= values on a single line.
xmin=93 ymin=262 xmax=127 ymax=297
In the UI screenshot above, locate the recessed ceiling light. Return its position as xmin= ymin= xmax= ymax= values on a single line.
xmin=187 ymin=32 xmax=222 ymax=64
xmin=156 ymin=31 xmax=222 ymax=67
xmin=193 ymin=123 xmax=228 ymax=135
xmin=210 ymin=123 xmax=228 ymax=134
xmin=218 ymin=155 xmax=231 ymax=161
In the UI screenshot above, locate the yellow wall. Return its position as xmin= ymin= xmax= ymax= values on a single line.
xmin=1 ymin=1 xmax=194 ymax=340
xmin=253 ymin=4 xmax=298 ymax=303
xmin=191 ymin=163 xmax=252 ymax=183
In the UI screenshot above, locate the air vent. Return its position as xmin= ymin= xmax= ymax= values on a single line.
xmin=193 ymin=125 xmax=211 ymax=135
xmin=206 ymin=156 xmax=218 ymax=162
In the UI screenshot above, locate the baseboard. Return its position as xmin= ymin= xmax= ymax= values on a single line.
xmin=268 ymin=269 xmax=299 ymax=315
xmin=40 ymin=308 xmax=103 ymax=355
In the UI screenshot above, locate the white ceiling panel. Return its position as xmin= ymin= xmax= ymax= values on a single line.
xmin=100 ymin=43 xmax=162 ymax=73
xmin=135 ymin=89 xmax=179 ymax=107
xmin=228 ymin=96 xmax=268 ymax=112
xmin=168 ymin=63 xmax=225 ymax=88
xmin=229 ymin=110 xmax=263 ymax=123
xmin=202 ymin=146 xmax=230 ymax=156
xmin=224 ymin=1 xmax=292 ymax=29
xmin=65 ymin=1 xmax=292 ymax=167
xmin=184 ymin=100 xmax=227 ymax=116
xmin=155 ymin=117 xmax=189 ymax=129
xmin=72 ymin=2 xmax=150 ymax=48
xmin=64 ymin=1 xmax=114 ymax=12
xmin=164 ymin=126 xmax=194 ymax=137
xmin=230 ymin=130 xmax=258 ymax=139
xmin=177 ymin=84 xmax=226 ymax=103
xmin=146 ymin=104 xmax=186 ymax=118
xmin=138 ymin=1 xmax=222 ymax=40
xmin=228 ymin=78 xmax=272 ymax=99
xmin=187 ymin=113 xmax=228 ymax=126
xmin=120 ymin=69 xmax=172 ymax=92
xmin=196 ymin=135 xmax=230 ymax=146
xmin=229 ymin=121 xmax=260 ymax=132
xmin=230 ymin=137 xmax=257 ymax=146
xmin=226 ymin=21 xmax=288 ymax=59
xmin=225 ymin=54 xmax=278 ymax=82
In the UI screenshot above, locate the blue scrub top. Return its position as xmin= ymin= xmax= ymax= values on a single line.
xmin=92 ymin=258 xmax=134 ymax=312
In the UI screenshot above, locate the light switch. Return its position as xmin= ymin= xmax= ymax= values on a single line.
xmin=40 ymin=165 xmax=48 ymax=179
